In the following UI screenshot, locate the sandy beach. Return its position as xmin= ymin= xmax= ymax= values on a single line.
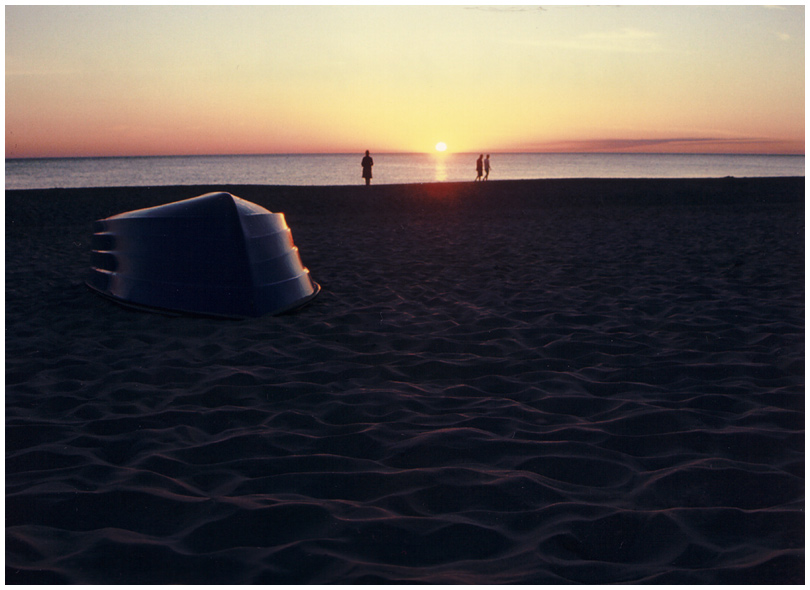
xmin=6 ymin=178 xmax=804 ymax=583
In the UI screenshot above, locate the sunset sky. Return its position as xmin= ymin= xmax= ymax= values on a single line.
xmin=5 ymin=5 xmax=805 ymax=158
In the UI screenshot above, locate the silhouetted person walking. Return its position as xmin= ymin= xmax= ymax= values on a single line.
xmin=475 ymin=154 xmax=484 ymax=181
xmin=484 ymin=154 xmax=491 ymax=180
xmin=361 ymin=150 xmax=374 ymax=185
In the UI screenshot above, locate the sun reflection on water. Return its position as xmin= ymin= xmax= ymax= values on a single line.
xmin=434 ymin=158 xmax=447 ymax=182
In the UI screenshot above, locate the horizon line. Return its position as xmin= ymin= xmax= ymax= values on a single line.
xmin=6 ymin=150 xmax=805 ymax=161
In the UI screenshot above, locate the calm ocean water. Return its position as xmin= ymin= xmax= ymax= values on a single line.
xmin=4 ymin=153 xmax=804 ymax=190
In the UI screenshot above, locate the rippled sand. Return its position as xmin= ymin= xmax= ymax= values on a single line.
xmin=6 ymin=178 xmax=804 ymax=583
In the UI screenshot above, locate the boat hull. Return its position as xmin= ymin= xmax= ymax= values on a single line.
xmin=86 ymin=192 xmax=320 ymax=318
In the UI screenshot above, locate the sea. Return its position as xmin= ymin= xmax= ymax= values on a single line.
xmin=4 ymin=152 xmax=804 ymax=191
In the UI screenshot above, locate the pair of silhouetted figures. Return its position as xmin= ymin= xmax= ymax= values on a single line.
xmin=475 ymin=154 xmax=491 ymax=181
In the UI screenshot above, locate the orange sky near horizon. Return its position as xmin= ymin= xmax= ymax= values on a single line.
xmin=5 ymin=5 xmax=805 ymax=158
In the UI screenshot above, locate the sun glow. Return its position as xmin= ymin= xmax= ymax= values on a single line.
xmin=4 ymin=6 xmax=804 ymax=158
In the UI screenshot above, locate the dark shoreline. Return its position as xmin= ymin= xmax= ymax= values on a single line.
xmin=6 ymin=177 xmax=805 ymax=235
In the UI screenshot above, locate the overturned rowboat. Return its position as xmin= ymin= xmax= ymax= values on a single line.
xmin=86 ymin=192 xmax=320 ymax=318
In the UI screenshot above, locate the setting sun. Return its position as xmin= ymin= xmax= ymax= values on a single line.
xmin=435 ymin=142 xmax=447 ymax=152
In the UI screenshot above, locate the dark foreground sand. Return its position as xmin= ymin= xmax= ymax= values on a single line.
xmin=6 ymin=178 xmax=804 ymax=583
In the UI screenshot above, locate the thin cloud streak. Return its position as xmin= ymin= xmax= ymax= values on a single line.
xmin=506 ymin=27 xmax=663 ymax=53
xmin=464 ymin=6 xmax=547 ymax=13
xmin=563 ymin=28 xmax=662 ymax=53
xmin=522 ymin=137 xmax=804 ymax=154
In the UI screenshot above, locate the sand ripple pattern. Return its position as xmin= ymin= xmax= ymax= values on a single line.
xmin=6 ymin=180 xmax=804 ymax=583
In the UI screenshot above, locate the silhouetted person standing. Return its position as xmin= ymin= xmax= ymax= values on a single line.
xmin=484 ymin=154 xmax=491 ymax=180
xmin=361 ymin=150 xmax=374 ymax=185
xmin=475 ymin=154 xmax=484 ymax=181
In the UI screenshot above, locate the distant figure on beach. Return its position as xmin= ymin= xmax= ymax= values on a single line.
xmin=361 ymin=150 xmax=374 ymax=185
xmin=475 ymin=154 xmax=484 ymax=181
xmin=484 ymin=154 xmax=491 ymax=180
